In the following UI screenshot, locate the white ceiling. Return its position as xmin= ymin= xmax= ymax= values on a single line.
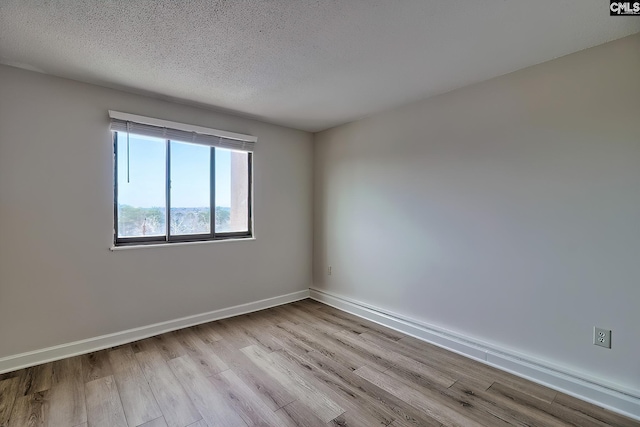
xmin=0 ymin=1 xmax=638 ymax=132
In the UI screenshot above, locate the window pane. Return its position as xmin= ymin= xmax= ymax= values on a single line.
xmin=215 ymin=148 xmax=249 ymax=233
xmin=116 ymin=133 xmax=166 ymax=238
xmin=170 ymin=141 xmax=211 ymax=235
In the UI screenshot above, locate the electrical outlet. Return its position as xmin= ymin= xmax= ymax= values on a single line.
xmin=327 ymin=266 xmax=332 ymax=275
xmin=594 ymin=327 xmax=611 ymax=349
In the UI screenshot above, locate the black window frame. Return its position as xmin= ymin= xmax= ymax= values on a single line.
xmin=113 ymin=131 xmax=253 ymax=246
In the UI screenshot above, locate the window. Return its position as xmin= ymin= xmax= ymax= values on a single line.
xmin=110 ymin=112 xmax=254 ymax=246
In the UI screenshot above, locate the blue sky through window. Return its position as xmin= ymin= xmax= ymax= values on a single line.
xmin=116 ymin=133 xmax=232 ymax=208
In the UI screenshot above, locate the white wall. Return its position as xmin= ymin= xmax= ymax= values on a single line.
xmin=314 ymin=34 xmax=640 ymax=392
xmin=0 ymin=65 xmax=313 ymax=359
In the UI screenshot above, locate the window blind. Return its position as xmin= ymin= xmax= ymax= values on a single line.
xmin=109 ymin=111 xmax=256 ymax=152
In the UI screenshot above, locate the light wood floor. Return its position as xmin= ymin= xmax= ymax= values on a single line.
xmin=0 ymin=300 xmax=636 ymax=427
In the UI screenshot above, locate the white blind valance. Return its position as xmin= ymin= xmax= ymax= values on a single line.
xmin=109 ymin=111 xmax=256 ymax=152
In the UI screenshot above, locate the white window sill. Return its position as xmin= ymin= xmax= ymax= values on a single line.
xmin=110 ymin=237 xmax=255 ymax=251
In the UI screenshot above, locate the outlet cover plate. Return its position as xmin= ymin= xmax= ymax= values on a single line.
xmin=594 ymin=327 xmax=611 ymax=348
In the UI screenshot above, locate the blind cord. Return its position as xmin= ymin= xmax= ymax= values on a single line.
xmin=126 ymin=121 xmax=131 ymax=183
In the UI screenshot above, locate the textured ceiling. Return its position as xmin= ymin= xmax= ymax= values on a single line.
xmin=0 ymin=1 xmax=638 ymax=132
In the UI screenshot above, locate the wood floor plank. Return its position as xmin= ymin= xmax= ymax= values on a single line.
xmin=293 ymin=299 xmax=325 ymax=311
xmin=208 ymin=339 xmax=296 ymax=410
xmin=277 ymin=305 xmax=343 ymax=336
xmin=489 ymin=373 xmax=558 ymax=404
xmin=7 ymin=390 xmax=49 ymax=427
xmin=84 ymin=376 xmax=127 ymax=427
xmin=303 ymin=308 xmax=369 ymax=335
xmin=489 ymin=381 xmax=631 ymax=427
xmin=275 ymin=348 xmax=395 ymax=426
xmin=213 ymin=318 xmax=256 ymax=349
xmin=398 ymin=335 xmax=558 ymax=402
xmin=52 ymin=356 xmax=83 ymax=385
xmin=487 ymin=381 xmax=579 ymax=427
xmin=138 ymin=417 xmax=169 ymax=427
xmin=381 ymin=368 xmax=513 ymax=427
xmin=359 ymin=331 xmax=494 ymax=391
xmin=314 ymin=306 xmax=406 ymax=341
xmin=152 ymin=332 xmax=187 ymax=361
xmin=0 ymin=377 xmax=20 ymax=427
xmin=330 ymin=330 xmax=399 ymax=371
xmin=275 ymin=400 xmax=326 ymax=427
xmin=267 ymin=324 xmax=318 ymax=356
xmin=246 ymin=308 xmax=294 ymax=327
xmin=190 ymin=323 xmax=223 ymax=344
xmin=355 ymin=365 xmax=484 ymax=427
xmin=276 ymin=322 xmax=386 ymax=372
xmin=296 ymin=316 xmax=345 ymax=338
xmin=17 ymin=364 xmax=53 ymax=397
xmin=280 ymin=347 xmax=442 ymax=427
xmin=240 ymin=311 xmax=280 ymax=328
xmin=47 ymin=356 xmax=86 ymax=427
xmin=294 ymin=311 xmax=345 ymax=336
xmin=81 ymin=350 xmax=113 ymax=383
xmin=136 ymin=349 xmax=202 ymax=427
xmin=396 ymin=336 xmax=499 ymax=390
xmin=131 ymin=337 xmax=160 ymax=354
xmin=267 ymin=306 xmax=306 ymax=325
xmin=209 ymin=369 xmax=283 ymax=427
xmin=263 ymin=305 xmax=309 ymax=325
xmin=240 ymin=345 xmax=344 ymax=423
xmin=173 ymin=329 xmax=228 ymax=376
xmin=0 ymin=371 xmax=23 ymax=382
xmin=233 ymin=316 xmax=285 ymax=352
xmin=186 ymin=420 xmax=209 ymax=427
xmin=552 ymin=393 xmax=639 ymax=427
xmin=108 ymin=346 xmax=162 ymax=426
xmin=334 ymin=330 xmax=457 ymax=388
xmin=390 ymin=418 xmax=443 ymax=427
xmin=447 ymin=380 xmax=557 ymax=427
xmin=209 ymin=318 xmax=253 ymax=349
xmin=168 ymin=355 xmax=245 ymax=427
xmin=328 ymin=411 xmax=393 ymax=427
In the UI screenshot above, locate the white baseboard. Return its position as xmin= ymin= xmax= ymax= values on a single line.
xmin=0 ymin=289 xmax=310 ymax=374
xmin=309 ymin=287 xmax=640 ymax=421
